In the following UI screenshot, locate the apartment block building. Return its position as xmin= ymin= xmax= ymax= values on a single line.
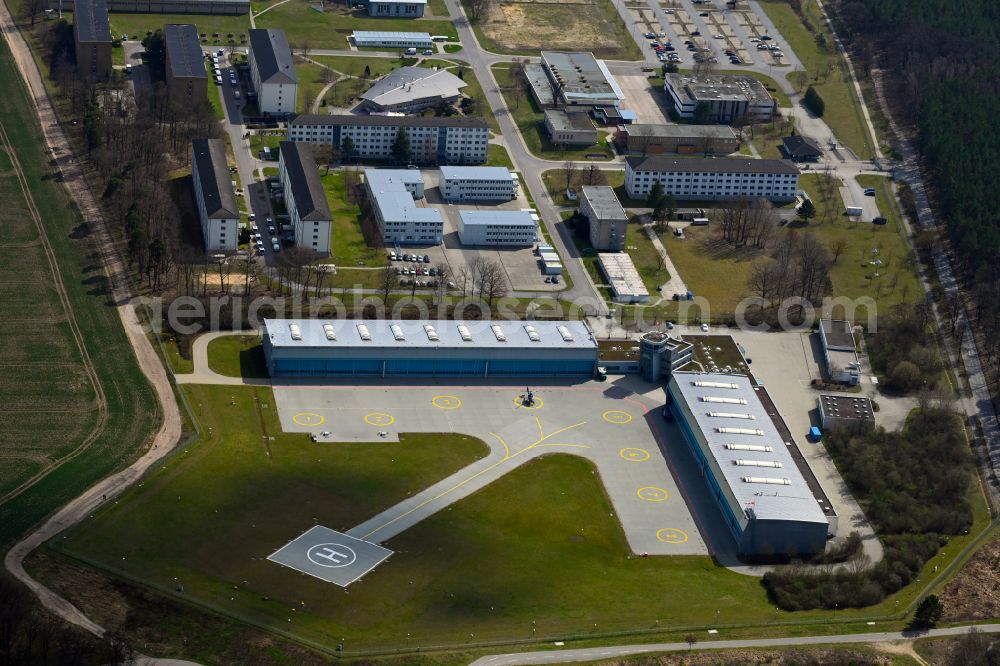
xmin=287 ymin=114 xmax=489 ymax=165
xmin=248 ymin=28 xmax=297 ymax=114
xmin=624 ymin=156 xmax=800 ymax=202
xmin=191 ymin=139 xmax=239 ymax=251
xmin=278 ymin=142 xmax=333 ymax=255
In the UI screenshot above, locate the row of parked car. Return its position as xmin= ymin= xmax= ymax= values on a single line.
xmin=395 ymin=265 xmax=439 ymax=277
xmin=388 ymin=251 xmax=431 ymax=263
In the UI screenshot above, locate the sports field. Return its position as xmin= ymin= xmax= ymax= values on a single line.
xmin=0 ymin=38 xmax=157 ymax=547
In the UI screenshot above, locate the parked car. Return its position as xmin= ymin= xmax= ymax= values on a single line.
xmin=422 ymin=49 xmax=434 ymax=55
xmin=873 ymin=216 xmax=888 ymax=225
xmin=700 ymin=323 xmax=709 ymax=332
xmin=423 ymin=254 xmax=430 ymax=263
xmin=864 ymin=187 xmax=877 ymax=196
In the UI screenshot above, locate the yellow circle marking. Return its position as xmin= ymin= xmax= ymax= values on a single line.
xmin=656 ymin=528 xmax=689 ymax=544
xmin=513 ymin=395 xmax=544 ymax=410
xmin=293 ymin=412 xmax=325 ymax=427
xmin=637 ymin=486 xmax=669 ymax=502
xmin=432 ymin=395 xmax=462 ymax=410
xmin=364 ymin=412 xmax=395 ymax=426
xmin=603 ymin=410 xmax=633 ymax=424
xmin=619 ymin=447 xmax=650 ymax=462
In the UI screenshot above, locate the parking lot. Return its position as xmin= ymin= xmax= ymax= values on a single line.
xmin=616 ymin=74 xmax=673 ymax=124
xmin=389 ymin=170 xmax=559 ymax=293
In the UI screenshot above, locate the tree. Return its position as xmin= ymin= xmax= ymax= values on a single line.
xmin=911 ymin=595 xmax=943 ymax=629
xmin=378 ymin=266 xmax=397 ymax=303
xmin=562 ymin=160 xmax=578 ymax=191
xmin=890 ymin=360 xmax=923 ymax=393
xmin=797 ymin=198 xmax=817 ymax=223
xmin=646 ymin=179 xmax=665 ymax=209
xmin=391 ymin=130 xmax=411 ymax=164
xmin=341 ymin=136 xmax=356 ymax=163
xmin=830 ymin=236 xmax=848 ymax=264
xmin=692 ymin=101 xmax=712 ymax=124
xmin=141 ymin=30 xmax=167 ymax=81
xmin=803 ymin=86 xmax=825 ymax=117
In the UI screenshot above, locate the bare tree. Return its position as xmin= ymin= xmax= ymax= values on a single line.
xmin=562 ymin=160 xmax=578 ymax=192
xmin=378 ymin=266 xmax=397 ymax=303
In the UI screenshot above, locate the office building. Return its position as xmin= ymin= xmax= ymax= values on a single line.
xmin=579 ymin=186 xmax=626 ymax=251
xmin=624 ymin=155 xmax=799 ymax=202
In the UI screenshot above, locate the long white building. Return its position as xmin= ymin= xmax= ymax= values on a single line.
xmin=440 ymin=166 xmax=518 ymax=202
xmin=625 ymin=156 xmax=799 ymax=202
xmin=287 ymin=115 xmax=489 ymax=165
xmin=364 ymin=169 xmax=443 ymax=245
xmin=352 ymin=31 xmax=433 ymax=49
xmin=191 ymin=138 xmax=238 ymax=251
xmin=278 ymin=141 xmax=332 ymax=255
xmin=248 ymin=28 xmax=297 ymax=115
xmin=458 ymin=210 xmax=536 ymax=246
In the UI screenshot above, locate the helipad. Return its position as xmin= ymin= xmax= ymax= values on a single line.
xmin=267 ymin=525 xmax=393 ymax=586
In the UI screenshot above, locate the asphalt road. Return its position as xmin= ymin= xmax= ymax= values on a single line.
xmin=469 ymin=625 xmax=1000 ymax=665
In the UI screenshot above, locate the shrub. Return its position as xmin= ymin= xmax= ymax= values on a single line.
xmin=804 ymin=86 xmax=825 ymax=116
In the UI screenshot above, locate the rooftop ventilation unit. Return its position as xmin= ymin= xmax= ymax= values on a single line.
xmin=734 ymin=460 xmax=783 ymax=468
xmin=708 ymin=411 xmax=755 ymax=420
xmin=724 ymin=444 xmax=773 ymax=452
xmin=717 ymin=427 xmax=764 ymax=436
xmin=701 ymin=396 xmax=748 ymax=405
xmin=424 ymin=324 xmax=439 ymax=341
xmin=457 ymin=324 xmax=472 ymax=342
xmin=524 ymin=325 xmax=541 ymax=342
xmin=322 ymin=324 xmax=337 ymax=341
xmin=357 ymin=324 xmax=372 ymax=341
xmin=693 ymin=380 xmax=739 ymax=389
xmin=556 ymin=325 xmax=574 ymax=342
xmin=289 ymin=323 xmax=302 ymax=340
xmin=391 ymin=324 xmax=405 ymax=341
xmin=741 ymin=476 xmax=791 ymax=485
xmin=491 ymin=324 xmax=507 ymax=342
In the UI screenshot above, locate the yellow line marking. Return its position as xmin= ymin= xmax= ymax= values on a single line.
xmin=637 ymin=486 xmax=669 ymax=502
xmin=602 ymin=410 xmax=633 ymax=424
xmin=362 ymin=419 xmax=586 ymax=539
xmin=620 ymin=447 xmax=650 ymax=462
xmin=513 ymin=395 xmax=544 ymax=410
xmin=537 ymin=443 xmax=590 ymax=450
xmin=292 ymin=412 xmax=325 ymax=426
xmin=656 ymin=528 xmax=689 ymax=544
xmin=364 ymin=412 xmax=395 ymax=426
xmin=432 ymin=395 xmax=462 ymax=410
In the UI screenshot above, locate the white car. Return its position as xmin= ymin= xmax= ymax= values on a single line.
xmin=700 ymin=323 xmax=709 ymax=332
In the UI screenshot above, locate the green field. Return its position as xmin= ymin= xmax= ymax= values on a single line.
xmin=757 ymin=0 xmax=874 ymax=159
xmin=206 ymin=335 xmax=267 ymax=378
xmin=493 ymin=65 xmax=614 ymax=161
xmin=254 ymin=0 xmax=457 ymax=50
xmin=321 ymin=171 xmax=388 ymax=269
xmin=0 ymin=38 xmax=157 ymax=544
xmin=109 ymin=13 xmax=250 ymax=43
xmin=205 ymin=61 xmax=225 ymax=120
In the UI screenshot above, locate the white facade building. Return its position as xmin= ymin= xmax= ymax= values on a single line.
xmin=288 ymin=115 xmax=489 ymax=165
xmin=625 ymin=156 xmax=799 ymax=202
xmin=278 ymin=141 xmax=332 ymax=255
xmin=457 ymin=210 xmax=537 ymax=246
xmin=440 ymin=166 xmax=518 ymax=202
xmin=364 ymin=169 xmax=443 ymax=245
xmin=352 ymin=31 xmax=433 ymax=49
xmin=664 ymin=74 xmax=776 ymax=124
xmin=360 ymin=66 xmax=466 ymax=113
xmin=367 ymin=0 xmax=425 ymax=17
xmin=248 ymin=29 xmax=297 ymax=115
xmin=191 ymin=138 xmax=238 ymax=251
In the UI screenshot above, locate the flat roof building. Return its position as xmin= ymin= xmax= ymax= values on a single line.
xmin=667 ymin=371 xmax=831 ymax=557
xmin=817 ymin=394 xmax=875 ymax=433
xmin=366 ymin=0 xmax=425 ymax=17
xmin=288 ymin=114 xmax=489 ymax=165
xmin=440 ymin=166 xmax=518 ymax=202
xmin=580 ymin=186 xmax=626 ymax=251
xmin=540 ymin=51 xmax=624 ymax=107
xmin=458 ymin=210 xmax=537 ymax=246
xmin=664 ymin=73 xmax=776 ymax=125
xmin=364 ymin=169 xmax=443 ymax=245
xmin=278 ymin=141 xmax=333 ymax=255
xmin=615 ymin=123 xmax=739 ymax=155
xmin=248 ymin=28 xmax=297 ymax=115
xmin=360 ymin=67 xmax=466 ymax=114
xmin=164 ymin=24 xmax=207 ymax=106
xmin=625 ymin=155 xmax=799 ymax=202
xmin=352 ymin=31 xmax=433 ymax=48
xmin=544 ymin=109 xmax=598 ymax=147
xmin=818 ymin=319 xmax=861 ymax=385
xmin=62 ymin=0 xmax=249 ymax=12
xmin=262 ymin=318 xmax=598 ymax=378
xmin=73 ymin=0 xmax=112 ymax=82
xmin=597 ymin=253 xmax=650 ymax=303
xmin=191 ymin=138 xmax=239 ymax=252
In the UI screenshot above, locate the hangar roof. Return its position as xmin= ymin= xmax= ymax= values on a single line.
xmin=264 ymin=319 xmax=597 ymax=351
xmin=670 ymin=371 xmax=828 ymax=525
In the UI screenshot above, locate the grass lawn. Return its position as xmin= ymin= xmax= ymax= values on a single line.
xmin=746 ymin=121 xmax=790 ymax=160
xmin=294 ymin=61 xmax=330 ymax=112
xmin=206 ymin=335 xmax=267 ymax=378
xmin=255 ymin=1 xmax=457 ymax=50
xmin=542 ymin=170 xmax=626 ymax=208
xmin=205 ymin=62 xmax=225 ymax=121
xmin=443 ymin=43 xmax=463 ymax=53
xmin=311 ymin=54 xmax=403 ymax=80
xmin=249 ymin=131 xmax=283 ymax=160
xmin=0 ymin=38 xmax=157 ymax=545
xmin=626 ymin=222 xmax=670 ymax=295
xmin=799 ymin=173 xmax=921 ymax=315
xmin=757 ymin=0 xmax=873 ymax=159
xmin=493 ymin=65 xmax=614 ymax=161
xmin=659 ymin=225 xmax=757 ymax=315
xmin=110 ymin=14 xmax=249 ymax=44
xmin=321 ymin=171 xmax=388 ymax=269
xmin=486 ymin=144 xmax=514 ymax=169
xmin=464 ymin=0 xmax=640 ymax=61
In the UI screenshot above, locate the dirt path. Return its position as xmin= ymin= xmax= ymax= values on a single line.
xmin=0 ymin=0 xmax=183 ymax=646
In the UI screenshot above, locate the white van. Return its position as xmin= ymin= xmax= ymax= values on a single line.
xmin=405 ymin=47 xmax=417 ymax=55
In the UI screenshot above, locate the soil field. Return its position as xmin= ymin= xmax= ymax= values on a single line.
xmin=472 ymin=0 xmax=641 ymax=59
